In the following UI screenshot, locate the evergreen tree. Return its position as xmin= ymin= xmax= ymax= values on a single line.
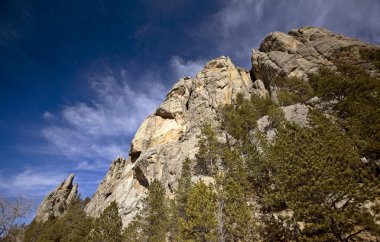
xmin=195 ymin=124 xmax=220 ymax=176
xmin=23 ymin=197 xmax=93 ymax=242
xmin=143 ymin=180 xmax=169 ymax=242
xmin=275 ymin=76 xmax=314 ymax=106
xmin=222 ymin=93 xmax=257 ymax=144
xmin=263 ymin=111 xmax=380 ymax=241
xmin=59 ymin=198 xmax=93 ymax=242
xmin=123 ymin=180 xmax=169 ymax=242
xmin=180 ymin=181 xmax=218 ymax=242
xmin=90 ymin=201 xmax=122 ymax=242
xmin=221 ymin=145 xmax=250 ymax=196
xmin=308 ymin=62 xmax=380 ymax=158
xmin=222 ymin=177 xmax=253 ymax=241
xmin=23 ymin=220 xmax=45 ymax=242
xmin=122 ymin=218 xmax=143 ymax=242
xmin=171 ymin=158 xmax=192 ymax=241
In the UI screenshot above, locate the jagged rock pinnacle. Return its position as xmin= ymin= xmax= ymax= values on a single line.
xmin=35 ymin=173 xmax=78 ymax=222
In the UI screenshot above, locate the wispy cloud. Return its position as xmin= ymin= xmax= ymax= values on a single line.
xmin=0 ymin=169 xmax=66 ymax=198
xmin=197 ymin=0 xmax=380 ymax=66
xmin=42 ymin=68 xmax=167 ymax=162
xmin=170 ymin=56 xmax=205 ymax=79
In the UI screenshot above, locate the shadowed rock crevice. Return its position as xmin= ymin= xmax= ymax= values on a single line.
xmin=133 ymin=166 xmax=149 ymax=188
xmin=130 ymin=150 xmax=141 ymax=163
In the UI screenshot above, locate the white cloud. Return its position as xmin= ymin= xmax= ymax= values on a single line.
xmin=170 ymin=56 xmax=205 ymax=79
xmin=42 ymin=68 xmax=167 ymax=161
xmin=0 ymin=169 xmax=66 ymax=198
xmin=74 ymin=159 xmax=110 ymax=171
xmin=197 ymin=0 xmax=380 ymax=66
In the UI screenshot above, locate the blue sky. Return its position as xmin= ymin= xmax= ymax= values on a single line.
xmin=1 ymin=0 xmax=380 ymax=215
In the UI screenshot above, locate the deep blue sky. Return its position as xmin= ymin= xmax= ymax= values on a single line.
xmin=1 ymin=0 xmax=380 ymax=216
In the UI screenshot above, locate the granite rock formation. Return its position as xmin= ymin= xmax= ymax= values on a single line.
xmin=35 ymin=173 xmax=78 ymax=222
xmin=252 ymin=26 xmax=376 ymax=96
xmin=80 ymin=26 xmax=379 ymax=227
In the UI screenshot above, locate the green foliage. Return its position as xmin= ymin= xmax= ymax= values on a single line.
xmin=222 ymin=93 xmax=258 ymax=143
xmin=122 ymin=219 xmax=143 ymax=242
xmin=309 ymin=62 xmax=380 ymax=157
xmin=123 ymin=180 xmax=169 ymax=242
xmin=24 ymin=197 xmax=93 ymax=242
xmin=90 ymin=201 xmax=122 ymax=242
xmin=222 ymin=177 xmax=253 ymax=241
xmin=143 ymin=180 xmax=169 ymax=242
xmin=59 ymin=198 xmax=92 ymax=242
xmin=360 ymin=47 xmax=380 ymax=70
xmin=195 ymin=124 xmax=221 ymax=176
xmin=170 ymin=159 xmax=192 ymax=241
xmin=23 ymin=220 xmax=43 ymax=242
xmin=180 ymin=181 xmax=218 ymax=242
xmin=263 ymin=111 xmax=380 ymax=241
xmin=176 ymin=158 xmax=192 ymax=214
xmin=221 ymin=145 xmax=251 ymax=196
xmin=222 ymin=93 xmax=275 ymax=144
xmin=221 ymin=92 xmax=274 ymax=197
xmin=250 ymin=93 xmax=274 ymax=117
xmin=267 ymin=105 xmax=286 ymax=129
xmin=276 ymin=76 xmax=314 ymax=105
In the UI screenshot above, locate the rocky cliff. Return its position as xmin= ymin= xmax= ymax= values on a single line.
xmin=85 ymin=56 xmax=260 ymax=225
xmin=84 ymin=26 xmax=379 ymax=227
xmin=36 ymin=26 xmax=379 ymax=227
xmin=252 ymin=26 xmax=378 ymax=96
xmin=35 ymin=173 xmax=78 ymax=222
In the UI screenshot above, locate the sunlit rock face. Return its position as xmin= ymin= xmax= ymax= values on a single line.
xmin=85 ymin=56 xmax=263 ymax=226
xmin=85 ymin=27 xmax=378 ymax=227
xmin=36 ymin=173 xmax=78 ymax=222
xmin=252 ymin=26 xmax=374 ymax=92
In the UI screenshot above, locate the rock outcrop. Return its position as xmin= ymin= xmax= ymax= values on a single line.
xmin=252 ymin=26 xmax=376 ymax=95
xmin=85 ymin=56 xmax=263 ymax=226
xmin=85 ymin=26 xmax=379 ymax=227
xmin=35 ymin=173 xmax=78 ymax=222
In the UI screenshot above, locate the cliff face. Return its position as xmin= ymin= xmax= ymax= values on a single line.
xmin=252 ymin=27 xmax=378 ymax=98
xmin=39 ymin=26 xmax=377 ymax=227
xmin=84 ymin=56 xmax=260 ymax=225
xmin=35 ymin=173 xmax=78 ymax=222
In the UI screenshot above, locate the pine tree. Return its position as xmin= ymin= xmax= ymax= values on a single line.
xmin=123 ymin=180 xmax=169 ymax=242
xmin=143 ymin=180 xmax=169 ymax=242
xmin=180 ymin=181 xmax=218 ymax=242
xmin=195 ymin=124 xmax=221 ymax=176
xmin=222 ymin=177 xmax=253 ymax=241
xmin=308 ymin=62 xmax=380 ymax=157
xmin=171 ymin=158 xmax=192 ymax=241
xmin=90 ymin=201 xmax=123 ymax=242
xmin=263 ymin=111 xmax=380 ymax=241
xmin=221 ymin=145 xmax=250 ymax=196
xmin=122 ymin=216 xmax=144 ymax=242
xmin=60 ymin=198 xmax=93 ymax=242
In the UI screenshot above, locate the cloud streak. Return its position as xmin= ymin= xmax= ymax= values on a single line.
xmin=197 ymin=0 xmax=380 ymax=66
xmin=0 ymin=169 xmax=66 ymax=198
xmin=170 ymin=56 xmax=206 ymax=79
xmin=42 ymin=68 xmax=167 ymax=162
